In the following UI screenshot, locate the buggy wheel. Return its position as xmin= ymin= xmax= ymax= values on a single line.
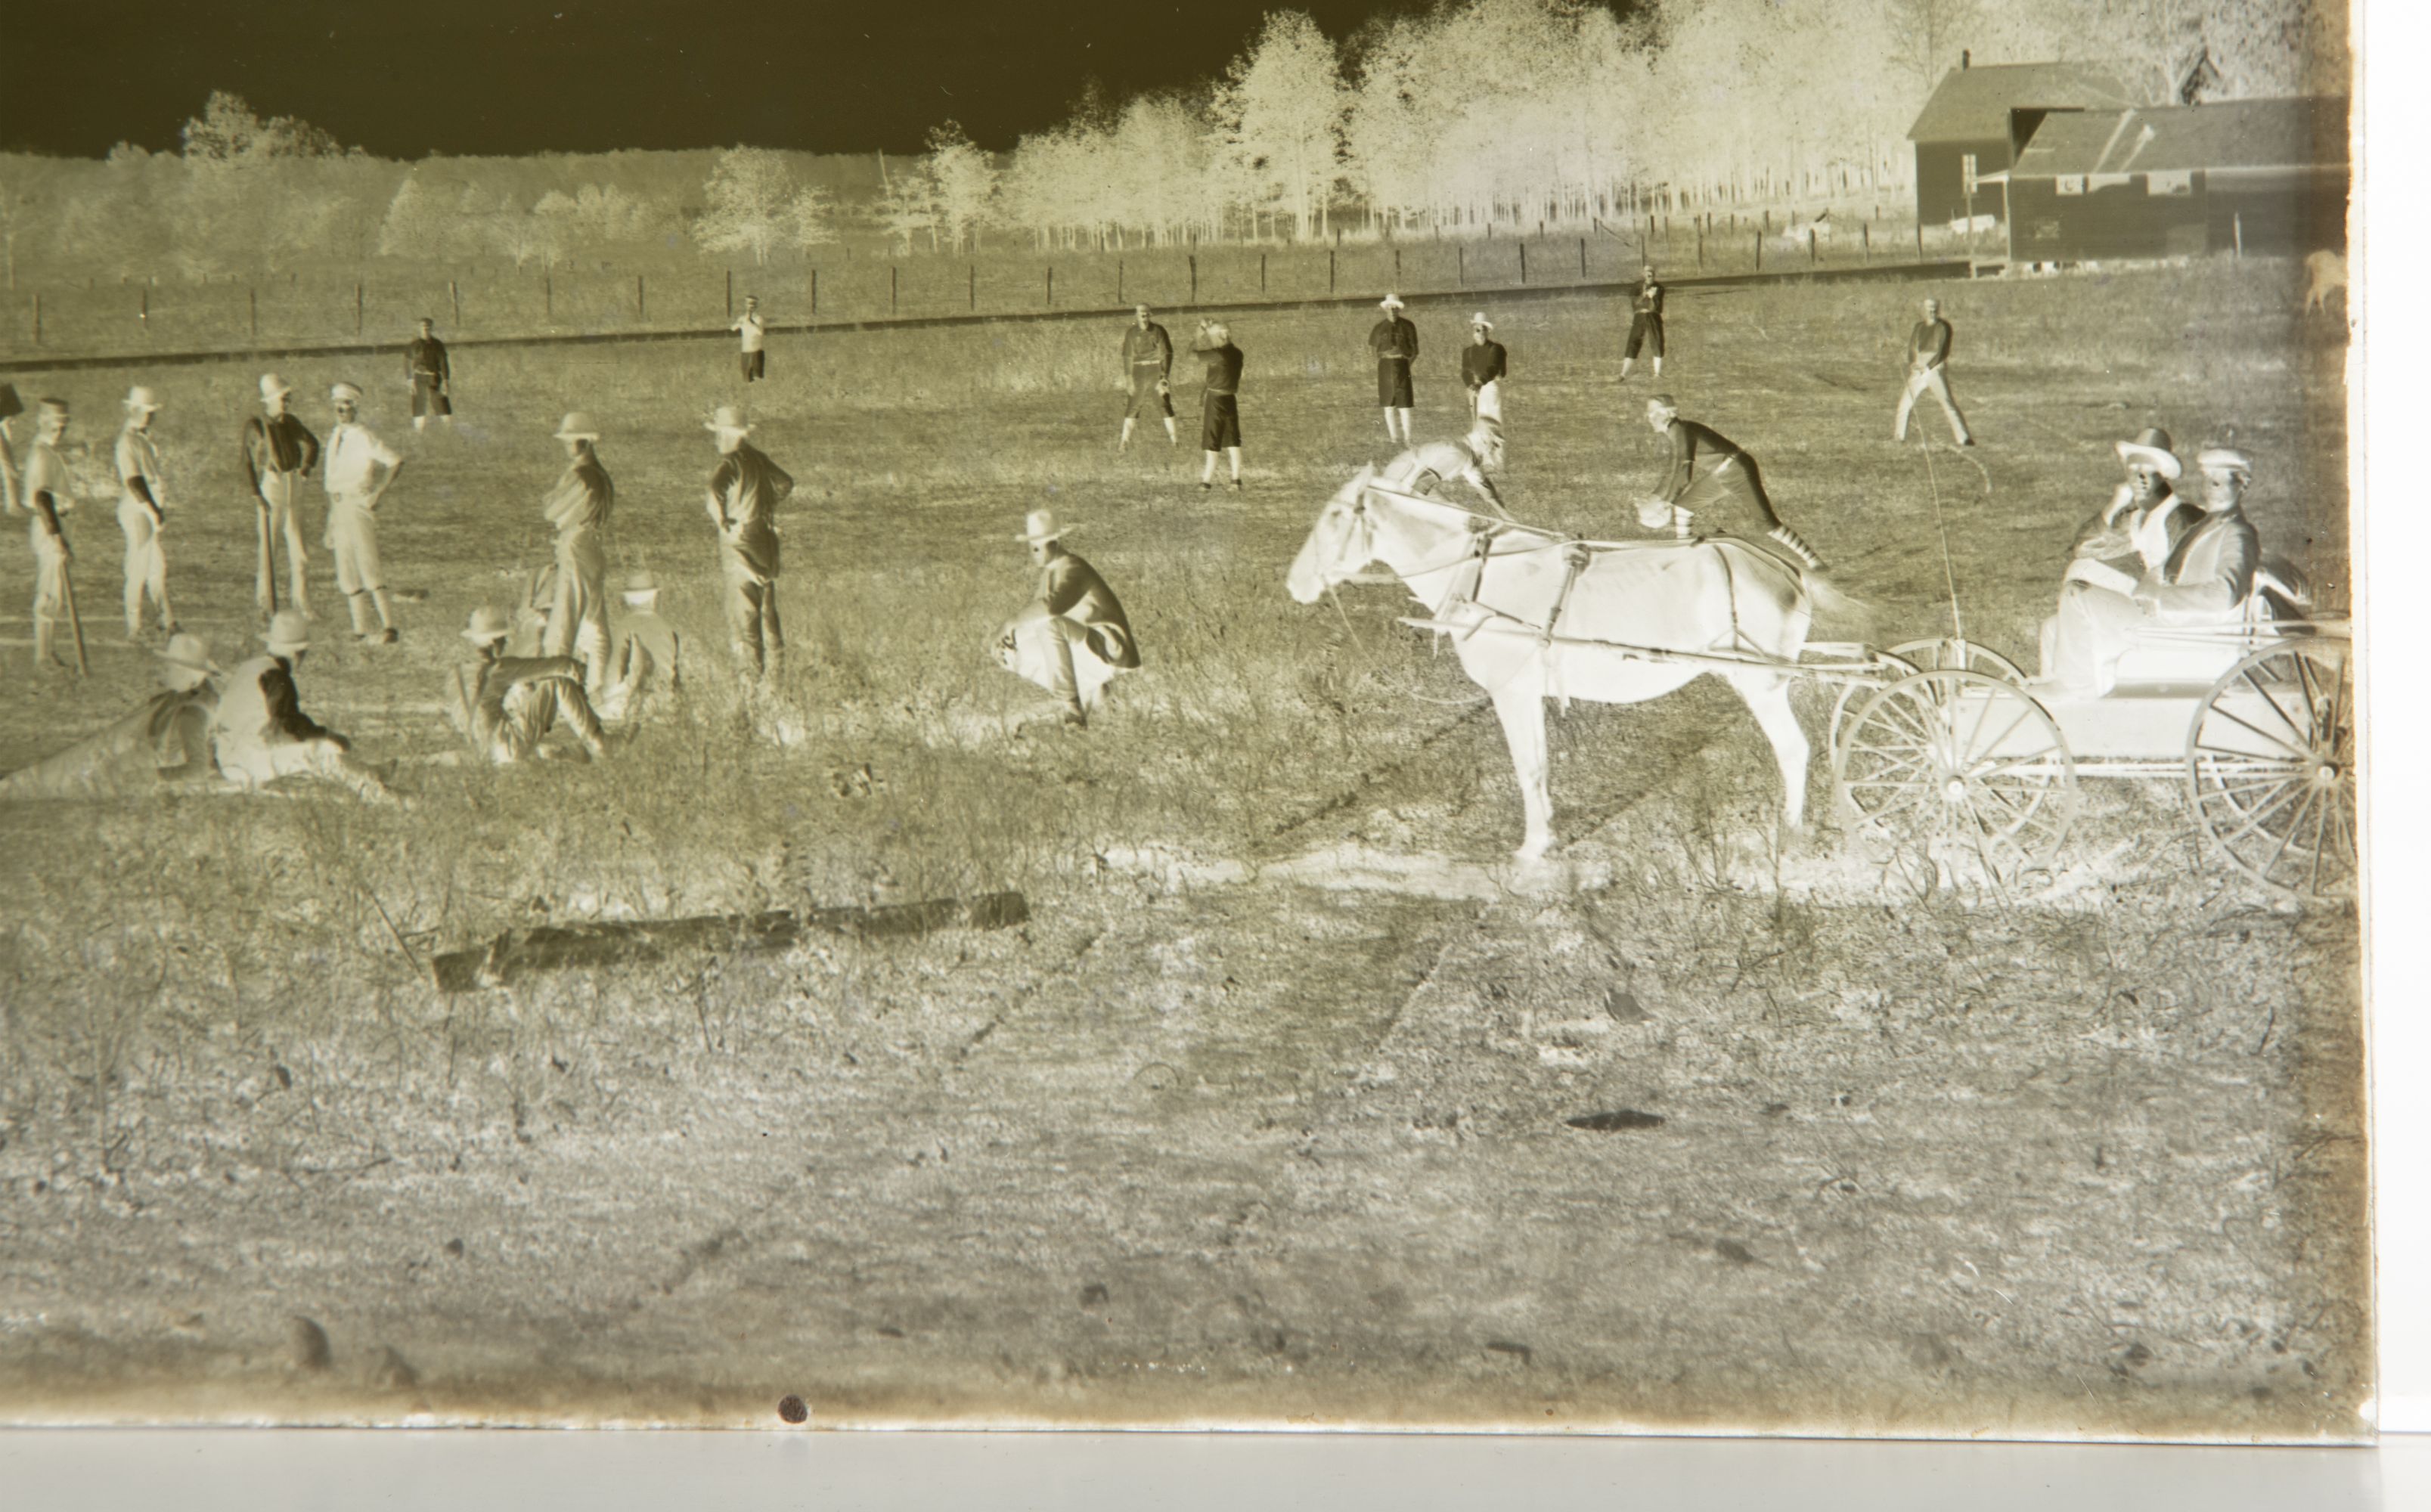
xmin=1834 ymin=669 xmax=2079 ymax=881
xmin=2184 ymin=638 xmax=2356 ymax=901
xmin=1887 ymin=637 xmax=2029 ymax=686
xmin=1825 ymin=647 xmax=1920 ymax=761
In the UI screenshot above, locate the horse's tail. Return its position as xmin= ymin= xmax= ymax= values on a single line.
xmin=1800 ymin=569 xmax=1879 ymax=640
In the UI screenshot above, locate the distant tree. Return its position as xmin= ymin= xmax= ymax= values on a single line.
xmin=876 ymin=158 xmax=941 ymax=254
xmin=923 ymin=122 xmax=997 ymax=253
xmin=1211 ymin=11 xmax=1346 ymax=240
xmin=788 ymin=184 xmax=840 ymax=251
xmin=173 ymin=91 xmax=355 ymax=276
xmin=693 ymin=147 xmax=801 ymax=265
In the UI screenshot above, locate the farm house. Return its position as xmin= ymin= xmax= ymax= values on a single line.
xmin=1905 ymin=60 xmax=2132 ymax=228
xmin=1989 ymin=95 xmax=2350 ymax=266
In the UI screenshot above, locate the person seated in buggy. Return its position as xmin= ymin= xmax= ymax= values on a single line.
xmin=2039 ymin=445 xmax=2302 ymax=696
xmin=2061 ymin=427 xmax=2203 ymax=598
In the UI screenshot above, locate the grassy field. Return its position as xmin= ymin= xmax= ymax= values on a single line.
xmin=0 ymin=258 xmax=2368 ymax=1436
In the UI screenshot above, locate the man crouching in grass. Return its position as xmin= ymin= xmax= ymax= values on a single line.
xmin=448 ymin=606 xmax=611 ymax=764
xmin=995 ymin=508 xmax=1140 ymax=730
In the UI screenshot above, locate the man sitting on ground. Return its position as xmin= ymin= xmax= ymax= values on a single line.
xmin=449 ymin=606 xmax=612 ymax=764
xmin=0 ymin=633 xmax=224 ymax=800
xmin=598 ymin=569 xmax=682 ymax=724
xmin=213 ymin=611 xmax=404 ymax=804
xmin=994 ymin=509 xmax=1140 ymax=729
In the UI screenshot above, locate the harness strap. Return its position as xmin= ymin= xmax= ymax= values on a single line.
xmin=1435 ymin=515 xmax=1503 ymax=618
xmin=1540 ymin=543 xmax=1595 ymax=714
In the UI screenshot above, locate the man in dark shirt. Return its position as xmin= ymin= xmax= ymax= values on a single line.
xmin=1118 ymin=305 xmax=1177 ymax=451
xmin=1622 ymin=266 xmax=1665 ymax=380
xmin=1636 ymin=395 xmax=1823 ymax=571
xmin=1461 ymin=312 xmax=1508 ymax=424
xmin=702 ymin=404 xmax=797 ymax=685
xmin=1893 ymin=297 xmax=1972 ymax=445
xmin=1369 ymin=294 xmax=1419 ymax=443
xmin=241 ymin=373 xmax=321 ymax=618
xmin=1192 ymin=320 xmax=1245 ymax=492
xmin=405 ymin=318 xmax=453 ymax=432
xmin=997 ymin=508 xmax=1140 ymax=727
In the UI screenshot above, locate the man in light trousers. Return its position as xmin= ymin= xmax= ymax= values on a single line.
xmin=703 ymin=404 xmax=796 ymax=686
xmin=540 ymin=411 xmax=615 ymax=692
xmin=1893 ymin=298 xmax=1974 ymax=446
xmin=323 ymin=382 xmax=405 ymax=645
xmin=115 ymin=385 xmax=176 ymax=640
xmin=242 ymin=373 xmax=321 ymax=618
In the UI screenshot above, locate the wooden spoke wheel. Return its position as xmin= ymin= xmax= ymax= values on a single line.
xmin=1834 ymin=669 xmax=2079 ymax=879
xmin=1886 ymin=637 xmax=2029 ymax=686
xmin=2184 ymin=637 xmax=2357 ymax=902
xmin=1825 ymin=647 xmax=1918 ymax=760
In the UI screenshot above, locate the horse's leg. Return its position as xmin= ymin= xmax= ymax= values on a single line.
xmin=1490 ymin=676 xmax=1555 ymax=860
xmin=1732 ymin=672 xmax=1812 ymax=835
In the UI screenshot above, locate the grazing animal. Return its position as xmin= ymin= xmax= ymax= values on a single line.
xmin=2303 ymin=250 xmax=2348 ymax=314
xmin=1286 ymin=469 xmax=1818 ymax=861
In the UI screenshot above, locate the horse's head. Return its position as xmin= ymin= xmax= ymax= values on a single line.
xmin=1287 ymin=465 xmax=1381 ymax=604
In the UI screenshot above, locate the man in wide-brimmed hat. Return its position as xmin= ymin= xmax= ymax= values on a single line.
xmin=1461 ymin=313 xmax=1507 ymax=425
xmin=17 ymin=397 xmax=78 ymax=672
xmin=448 ymin=606 xmax=610 ymax=764
xmin=600 ymin=567 xmax=681 ymax=723
xmin=2040 ymin=442 xmax=2262 ymax=697
xmin=1622 ymin=265 xmax=1664 ymax=380
xmin=241 ymin=372 xmax=321 ymax=618
xmin=995 ymin=509 xmax=1140 ymax=728
xmin=213 ymin=611 xmax=402 ymax=803
xmin=2064 ymin=427 xmax=2195 ymax=597
xmin=1118 ymin=304 xmax=1178 ymax=451
xmin=1893 ymin=297 xmax=1971 ymax=445
xmin=0 ymin=632 xmax=224 ymax=800
xmin=702 ymin=404 xmax=795 ymax=685
xmin=113 ymin=385 xmax=177 ymax=642
xmin=1369 ymin=293 xmax=1419 ymax=443
xmin=1636 ymin=394 xmax=1825 ymax=572
xmin=539 ymin=411 xmax=614 ymax=692
xmin=1192 ymin=319 xmax=1245 ymax=491
xmin=323 ymin=381 xmax=405 ymax=646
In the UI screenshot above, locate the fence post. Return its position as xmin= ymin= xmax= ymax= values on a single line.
xmin=546 ymin=271 xmax=553 ymax=321
xmin=250 ymin=287 xmax=258 ymax=339
xmin=32 ymin=292 xmax=40 ymax=345
xmin=1329 ymin=249 xmax=1335 ymax=293
xmin=1696 ymin=225 xmax=1704 ymax=271
xmin=1046 ymin=265 xmax=1053 ymax=308
xmin=890 ymin=265 xmax=898 ymax=315
xmin=637 ymin=273 xmax=646 ymax=319
xmin=355 ymin=280 xmax=363 ymax=336
xmin=1116 ymin=259 xmax=1124 ymax=303
xmin=1394 ymin=247 xmax=1402 ymax=284
xmin=1753 ymin=231 xmax=1762 ymax=272
xmin=450 ymin=278 xmax=460 ymax=327
xmin=1808 ymin=228 xmax=1818 ymax=265
xmin=1518 ymin=243 xmax=1527 ymax=284
xmin=725 ymin=268 xmax=733 ymax=319
xmin=1190 ymin=255 xmax=1198 ymax=302
xmin=1457 ymin=245 xmax=1465 ymax=287
xmin=1862 ymin=223 xmax=1871 ymax=262
xmin=1260 ymin=252 xmax=1267 ymax=294
xmin=2233 ymin=212 xmax=2244 ymax=259
xmin=969 ymin=263 xmax=976 ymax=311
xmin=1916 ymin=222 xmax=1925 ymax=261
xmin=811 ymin=268 xmax=818 ymax=315
xmin=1579 ymin=237 xmax=1586 ymax=278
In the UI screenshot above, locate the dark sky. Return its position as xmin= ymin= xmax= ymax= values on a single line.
xmin=2 ymin=0 xmax=1453 ymax=160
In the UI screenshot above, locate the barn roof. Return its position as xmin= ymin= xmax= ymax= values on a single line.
xmin=1906 ymin=64 xmax=2133 ymax=142
xmin=2005 ymin=97 xmax=2351 ymax=177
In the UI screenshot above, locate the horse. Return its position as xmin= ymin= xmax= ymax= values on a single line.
xmin=1287 ymin=469 xmax=1817 ymax=862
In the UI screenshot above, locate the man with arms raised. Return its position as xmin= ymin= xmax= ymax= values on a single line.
xmin=1193 ymin=320 xmax=1245 ymax=493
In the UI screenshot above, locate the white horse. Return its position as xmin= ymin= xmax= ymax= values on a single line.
xmin=1286 ymin=469 xmax=1816 ymax=861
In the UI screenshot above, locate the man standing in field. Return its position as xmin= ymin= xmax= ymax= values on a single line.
xmin=703 ymin=404 xmax=796 ymax=686
xmin=1118 ymin=304 xmax=1177 ymax=451
xmin=1193 ymin=319 xmax=1245 ymax=492
xmin=16 ymin=398 xmax=79 ymax=673
xmin=0 ymin=632 xmax=223 ymax=799
xmin=540 ymin=411 xmax=614 ymax=692
xmin=1893 ymin=297 xmax=1973 ymax=446
xmin=1369 ymin=294 xmax=1419 ymax=443
xmin=1636 ymin=395 xmax=1823 ymax=572
xmin=115 ymin=385 xmax=176 ymax=642
xmin=213 ymin=610 xmax=402 ymax=804
xmin=242 ymin=373 xmax=320 ymax=618
xmin=448 ymin=606 xmax=611 ymax=764
xmin=405 ymin=317 xmax=453 ymax=432
xmin=1621 ymin=265 xmax=1664 ymax=380
xmin=1462 ymin=314 xmax=1507 ymax=424
xmin=996 ymin=508 xmax=1140 ymax=728
xmin=733 ymin=294 xmax=768 ymax=384
xmin=1380 ymin=421 xmax=1509 ymax=516
xmin=322 ymin=383 xmax=405 ymax=646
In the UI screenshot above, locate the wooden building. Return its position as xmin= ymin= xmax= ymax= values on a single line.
xmin=1989 ymin=97 xmax=2349 ymax=265
xmin=1906 ymin=62 xmax=2133 ymax=227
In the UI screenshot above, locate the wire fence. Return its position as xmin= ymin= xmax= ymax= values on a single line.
xmin=0 ymin=215 xmax=2002 ymax=362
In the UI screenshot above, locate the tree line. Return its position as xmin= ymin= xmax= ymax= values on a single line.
xmin=0 ymin=0 xmax=2346 ymax=287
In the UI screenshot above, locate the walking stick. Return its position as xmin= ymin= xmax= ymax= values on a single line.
xmin=35 ymin=494 xmax=88 ymax=675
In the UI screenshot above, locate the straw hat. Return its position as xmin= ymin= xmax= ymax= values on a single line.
xmin=330 ymin=381 xmax=364 ymax=404
xmin=553 ymin=411 xmax=601 ymax=442
xmin=264 ymin=609 xmax=311 ymax=657
xmin=2197 ymin=445 xmax=2254 ymax=477
xmin=0 ymin=383 xmax=22 ymax=420
xmin=625 ymin=568 xmax=660 ymax=593
xmin=154 ymin=632 xmax=219 ymax=689
xmin=1469 ymin=312 xmax=1493 ymax=330
xmin=1380 ymin=293 xmax=1406 ymax=311
xmin=259 ymin=373 xmax=294 ymax=401
xmin=461 ymin=606 xmax=511 ymax=646
xmin=123 ymin=386 xmax=163 ymax=414
xmin=704 ymin=404 xmax=752 ymax=435
xmin=2115 ymin=427 xmax=2181 ymax=479
xmin=1015 ymin=508 xmax=1071 ymax=546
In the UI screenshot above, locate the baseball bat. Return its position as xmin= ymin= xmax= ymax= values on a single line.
xmin=36 ymin=494 xmax=88 ymax=675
